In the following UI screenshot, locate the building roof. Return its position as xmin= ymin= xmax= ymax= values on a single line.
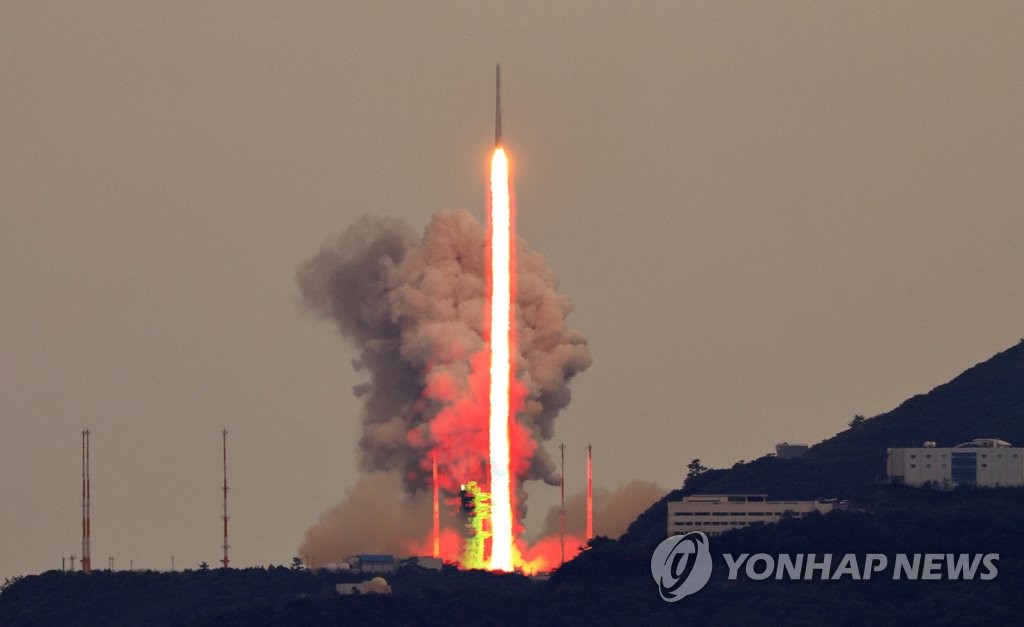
xmin=953 ymin=438 xmax=1013 ymax=448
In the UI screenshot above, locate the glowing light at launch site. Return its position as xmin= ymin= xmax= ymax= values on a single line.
xmin=488 ymin=146 xmax=514 ymax=571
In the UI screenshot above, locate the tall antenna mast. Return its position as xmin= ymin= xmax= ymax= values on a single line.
xmin=559 ymin=443 xmax=566 ymax=566
xmin=81 ymin=429 xmax=91 ymax=574
xmin=221 ymin=429 xmax=230 ymax=569
xmin=586 ymin=444 xmax=593 ymax=541
xmin=432 ymin=451 xmax=440 ymax=559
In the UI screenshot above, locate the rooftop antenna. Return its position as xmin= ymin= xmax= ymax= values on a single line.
xmin=81 ymin=429 xmax=91 ymax=574
xmin=559 ymin=443 xmax=566 ymax=566
xmin=221 ymin=429 xmax=230 ymax=569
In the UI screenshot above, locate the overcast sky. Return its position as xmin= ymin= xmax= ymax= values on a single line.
xmin=2 ymin=2 xmax=1022 ymax=581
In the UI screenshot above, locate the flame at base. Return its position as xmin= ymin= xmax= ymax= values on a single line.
xmin=514 ymin=535 xmax=586 ymax=576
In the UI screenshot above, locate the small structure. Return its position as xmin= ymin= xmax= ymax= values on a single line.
xmin=409 ymin=556 xmax=442 ymax=571
xmin=667 ymin=494 xmax=834 ymax=537
xmin=350 ymin=554 xmax=396 ymax=574
xmin=336 ymin=577 xmax=391 ymax=596
xmin=774 ymin=443 xmax=809 ymax=459
xmin=887 ymin=439 xmax=1023 ymax=489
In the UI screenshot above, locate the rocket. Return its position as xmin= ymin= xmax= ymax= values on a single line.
xmin=495 ymin=64 xmax=502 ymax=146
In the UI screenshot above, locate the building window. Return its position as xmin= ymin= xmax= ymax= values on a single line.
xmin=909 ymin=464 xmax=916 ymax=468
xmin=951 ymin=452 xmax=978 ymax=485
xmin=910 ymin=454 xmax=917 ymax=458
xmin=926 ymin=464 xmax=931 ymax=468
xmin=925 ymin=454 xmax=932 ymax=459
xmin=981 ymin=463 xmax=988 ymax=468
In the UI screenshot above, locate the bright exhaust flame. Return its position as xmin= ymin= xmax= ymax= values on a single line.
xmin=488 ymin=146 xmax=513 ymax=571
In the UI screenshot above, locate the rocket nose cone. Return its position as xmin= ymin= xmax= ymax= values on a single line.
xmin=495 ymin=64 xmax=502 ymax=146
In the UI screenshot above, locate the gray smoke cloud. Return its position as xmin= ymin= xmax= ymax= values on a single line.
xmin=297 ymin=209 xmax=592 ymax=500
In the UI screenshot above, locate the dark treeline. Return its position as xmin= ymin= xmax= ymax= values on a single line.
xmin=2 ymin=487 xmax=1022 ymax=625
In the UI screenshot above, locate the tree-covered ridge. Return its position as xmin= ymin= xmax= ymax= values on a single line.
xmin=622 ymin=341 xmax=1024 ymax=545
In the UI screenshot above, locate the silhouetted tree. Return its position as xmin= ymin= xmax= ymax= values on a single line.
xmin=686 ymin=458 xmax=708 ymax=480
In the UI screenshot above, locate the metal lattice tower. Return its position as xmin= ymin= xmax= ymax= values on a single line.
xmin=221 ymin=429 xmax=230 ymax=569
xmin=81 ymin=430 xmax=91 ymax=574
xmin=586 ymin=444 xmax=593 ymax=541
xmin=559 ymin=443 xmax=566 ymax=565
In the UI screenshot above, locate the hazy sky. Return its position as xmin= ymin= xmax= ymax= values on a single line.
xmin=2 ymin=2 xmax=1022 ymax=581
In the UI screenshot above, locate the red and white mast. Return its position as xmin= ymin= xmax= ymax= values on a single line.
xmin=221 ymin=429 xmax=230 ymax=569
xmin=81 ymin=429 xmax=91 ymax=574
xmin=586 ymin=444 xmax=593 ymax=541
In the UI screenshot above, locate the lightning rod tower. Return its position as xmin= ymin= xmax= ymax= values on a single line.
xmin=81 ymin=429 xmax=91 ymax=574
xmin=559 ymin=443 xmax=566 ymax=566
xmin=221 ymin=429 xmax=230 ymax=569
xmin=586 ymin=444 xmax=593 ymax=541
xmin=432 ymin=451 xmax=440 ymax=559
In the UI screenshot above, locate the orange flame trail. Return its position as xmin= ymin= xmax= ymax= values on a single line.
xmin=488 ymin=146 xmax=513 ymax=571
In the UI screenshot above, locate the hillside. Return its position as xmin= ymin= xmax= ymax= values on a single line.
xmin=623 ymin=340 xmax=1024 ymax=545
xmin=559 ymin=487 xmax=1024 ymax=625
xmin=4 ymin=488 xmax=1021 ymax=625
xmin=804 ymin=340 xmax=1024 ymax=474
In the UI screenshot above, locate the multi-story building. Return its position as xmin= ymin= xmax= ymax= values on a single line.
xmin=666 ymin=494 xmax=834 ymax=538
xmin=887 ymin=438 xmax=1024 ymax=488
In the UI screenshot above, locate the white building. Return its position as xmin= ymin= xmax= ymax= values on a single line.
xmin=887 ymin=438 xmax=1024 ymax=489
xmin=667 ymin=494 xmax=834 ymax=537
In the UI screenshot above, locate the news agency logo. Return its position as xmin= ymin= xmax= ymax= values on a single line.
xmin=650 ymin=531 xmax=713 ymax=602
xmin=651 ymin=534 xmax=1001 ymax=602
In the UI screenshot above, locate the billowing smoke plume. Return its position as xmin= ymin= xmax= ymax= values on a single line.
xmin=297 ymin=209 xmax=591 ymax=558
